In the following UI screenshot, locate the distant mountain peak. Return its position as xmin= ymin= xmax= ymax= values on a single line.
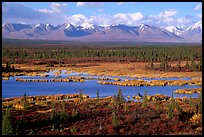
xmin=187 ymin=21 xmax=202 ymax=30
xmin=110 ymin=23 xmax=121 ymax=27
xmin=165 ymin=25 xmax=186 ymax=36
xmin=100 ymin=24 xmax=110 ymax=28
xmin=46 ymin=23 xmax=51 ymax=27
xmin=35 ymin=23 xmax=46 ymax=28
xmin=65 ymin=23 xmax=74 ymax=29
xmin=176 ymin=25 xmax=187 ymax=31
xmin=139 ymin=24 xmax=154 ymax=31
xmin=3 ymin=22 xmax=32 ymax=32
xmin=81 ymin=22 xmax=95 ymax=29
xmin=2 ymin=22 xmax=201 ymax=42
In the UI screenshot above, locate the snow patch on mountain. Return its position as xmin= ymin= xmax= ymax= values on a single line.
xmin=2 ymin=22 xmax=202 ymax=42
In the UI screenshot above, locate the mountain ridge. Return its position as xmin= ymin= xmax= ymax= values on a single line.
xmin=2 ymin=22 xmax=202 ymax=43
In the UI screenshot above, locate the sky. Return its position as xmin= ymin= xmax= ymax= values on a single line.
xmin=2 ymin=2 xmax=202 ymax=28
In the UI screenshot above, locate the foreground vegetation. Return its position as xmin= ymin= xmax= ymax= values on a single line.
xmin=2 ymin=89 xmax=202 ymax=135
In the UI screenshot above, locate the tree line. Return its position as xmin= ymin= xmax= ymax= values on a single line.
xmin=2 ymin=46 xmax=201 ymax=61
xmin=2 ymin=45 xmax=202 ymax=72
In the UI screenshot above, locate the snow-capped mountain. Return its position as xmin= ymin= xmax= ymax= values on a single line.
xmin=2 ymin=22 xmax=201 ymax=42
xmin=136 ymin=24 xmax=182 ymax=38
xmin=80 ymin=23 xmax=103 ymax=31
xmin=188 ymin=21 xmax=202 ymax=30
xmin=165 ymin=21 xmax=202 ymax=42
xmin=165 ymin=25 xmax=187 ymax=35
xmin=33 ymin=23 xmax=48 ymax=35
xmin=180 ymin=21 xmax=202 ymax=42
xmin=2 ymin=23 xmax=32 ymax=35
xmin=46 ymin=24 xmax=60 ymax=31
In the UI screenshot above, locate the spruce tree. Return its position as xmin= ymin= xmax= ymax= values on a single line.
xmin=79 ymin=89 xmax=83 ymax=103
xmin=96 ymin=90 xmax=100 ymax=106
xmin=142 ymin=91 xmax=148 ymax=108
xmin=167 ymin=92 xmax=175 ymax=119
xmin=2 ymin=108 xmax=13 ymax=135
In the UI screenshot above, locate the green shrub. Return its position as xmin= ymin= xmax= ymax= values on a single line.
xmin=117 ymin=88 xmax=125 ymax=104
xmin=198 ymin=92 xmax=202 ymax=113
xmin=96 ymin=90 xmax=100 ymax=106
xmin=124 ymin=102 xmax=129 ymax=112
xmin=112 ymin=94 xmax=117 ymax=108
xmin=51 ymin=124 xmax=55 ymax=131
xmin=50 ymin=101 xmax=56 ymax=121
xmin=28 ymin=129 xmax=34 ymax=135
xmin=189 ymin=94 xmax=194 ymax=109
xmin=112 ymin=110 xmax=119 ymax=128
xmin=23 ymin=93 xmax=29 ymax=110
xmin=71 ymin=109 xmax=78 ymax=118
xmin=167 ymin=92 xmax=175 ymax=119
xmin=59 ymin=99 xmax=67 ymax=121
xmin=2 ymin=108 xmax=13 ymax=135
xmin=79 ymin=89 xmax=83 ymax=103
xmin=142 ymin=91 xmax=148 ymax=108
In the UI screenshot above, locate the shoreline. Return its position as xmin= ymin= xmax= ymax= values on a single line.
xmin=2 ymin=62 xmax=202 ymax=79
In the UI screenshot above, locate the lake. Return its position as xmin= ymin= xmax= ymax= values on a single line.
xmin=2 ymin=70 xmax=201 ymax=99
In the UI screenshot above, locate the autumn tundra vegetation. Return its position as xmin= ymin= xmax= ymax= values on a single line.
xmin=2 ymin=43 xmax=202 ymax=135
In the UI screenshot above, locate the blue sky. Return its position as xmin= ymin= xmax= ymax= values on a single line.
xmin=17 ymin=2 xmax=201 ymax=17
xmin=2 ymin=2 xmax=202 ymax=28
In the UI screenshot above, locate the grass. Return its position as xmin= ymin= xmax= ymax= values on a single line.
xmin=3 ymin=61 xmax=201 ymax=79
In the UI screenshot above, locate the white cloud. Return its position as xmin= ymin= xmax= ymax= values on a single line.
xmin=65 ymin=14 xmax=110 ymax=26
xmin=176 ymin=17 xmax=190 ymax=24
xmin=116 ymin=2 xmax=136 ymax=6
xmin=128 ymin=12 xmax=144 ymax=21
xmin=66 ymin=14 xmax=88 ymax=26
xmin=159 ymin=9 xmax=177 ymax=18
xmin=140 ymin=10 xmax=195 ymax=28
xmin=194 ymin=3 xmax=202 ymax=10
xmin=163 ymin=17 xmax=174 ymax=23
xmin=72 ymin=14 xmax=86 ymax=19
xmin=51 ymin=3 xmax=67 ymax=13
xmin=76 ymin=2 xmax=104 ymax=7
xmin=92 ymin=14 xmax=113 ymax=26
xmin=113 ymin=12 xmax=144 ymax=25
xmin=117 ymin=2 xmax=125 ymax=6
xmin=39 ymin=2 xmax=67 ymax=13
xmin=38 ymin=9 xmax=53 ymax=13
xmin=65 ymin=12 xmax=144 ymax=26
xmin=97 ymin=9 xmax=103 ymax=12
xmin=197 ymin=13 xmax=202 ymax=19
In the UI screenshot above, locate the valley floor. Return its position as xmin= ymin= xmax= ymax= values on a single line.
xmin=2 ymin=62 xmax=202 ymax=78
xmin=2 ymin=62 xmax=202 ymax=135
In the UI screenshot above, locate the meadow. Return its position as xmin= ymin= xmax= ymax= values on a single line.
xmin=2 ymin=42 xmax=202 ymax=135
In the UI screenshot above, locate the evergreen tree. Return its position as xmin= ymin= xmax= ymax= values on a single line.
xmin=167 ymin=92 xmax=175 ymax=119
xmin=5 ymin=62 xmax=11 ymax=72
xmin=190 ymin=61 xmax=196 ymax=71
xmin=50 ymin=101 xmax=56 ymax=121
xmin=96 ymin=90 xmax=100 ymax=106
xmin=60 ymin=98 xmax=66 ymax=121
xmin=185 ymin=60 xmax=190 ymax=70
xmin=79 ymin=89 xmax=83 ymax=103
xmin=142 ymin=91 xmax=148 ymax=108
xmin=2 ymin=108 xmax=13 ymax=135
xmin=116 ymin=88 xmax=125 ymax=105
xmin=23 ymin=93 xmax=29 ymax=110
xmin=112 ymin=110 xmax=119 ymax=128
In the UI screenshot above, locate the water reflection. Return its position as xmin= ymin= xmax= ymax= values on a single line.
xmin=2 ymin=70 xmax=201 ymax=99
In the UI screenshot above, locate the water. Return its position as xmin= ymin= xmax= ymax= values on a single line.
xmin=2 ymin=70 xmax=201 ymax=99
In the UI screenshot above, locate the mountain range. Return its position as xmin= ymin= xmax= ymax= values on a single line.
xmin=2 ymin=22 xmax=202 ymax=43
